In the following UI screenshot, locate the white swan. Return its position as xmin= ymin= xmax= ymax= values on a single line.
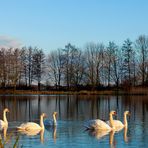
xmin=0 ymin=108 xmax=9 ymax=128
xmin=17 ymin=113 xmax=46 ymax=131
xmin=84 ymin=111 xmax=116 ymax=131
xmin=44 ymin=112 xmax=57 ymax=126
xmin=106 ymin=111 xmax=130 ymax=130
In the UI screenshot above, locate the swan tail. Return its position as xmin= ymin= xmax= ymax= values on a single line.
xmin=83 ymin=125 xmax=94 ymax=131
xmin=17 ymin=126 xmax=24 ymax=130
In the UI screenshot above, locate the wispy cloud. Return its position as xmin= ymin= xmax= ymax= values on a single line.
xmin=0 ymin=35 xmax=22 ymax=49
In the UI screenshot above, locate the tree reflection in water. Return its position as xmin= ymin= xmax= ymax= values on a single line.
xmin=0 ymin=94 xmax=147 ymax=146
xmin=0 ymin=95 xmax=147 ymax=123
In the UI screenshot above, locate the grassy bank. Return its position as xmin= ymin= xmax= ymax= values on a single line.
xmin=0 ymin=87 xmax=148 ymax=95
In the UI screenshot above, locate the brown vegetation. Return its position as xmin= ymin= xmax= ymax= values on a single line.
xmin=0 ymin=87 xmax=148 ymax=95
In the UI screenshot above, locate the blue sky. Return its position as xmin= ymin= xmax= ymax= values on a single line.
xmin=0 ymin=0 xmax=148 ymax=52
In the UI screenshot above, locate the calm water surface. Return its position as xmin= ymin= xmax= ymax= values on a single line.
xmin=0 ymin=95 xmax=147 ymax=147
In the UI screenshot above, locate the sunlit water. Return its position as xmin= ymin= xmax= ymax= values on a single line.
xmin=0 ymin=95 xmax=147 ymax=147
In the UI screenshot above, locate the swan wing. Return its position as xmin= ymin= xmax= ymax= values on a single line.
xmin=113 ymin=120 xmax=124 ymax=127
xmin=0 ymin=120 xmax=8 ymax=129
xmin=0 ymin=120 xmax=5 ymax=128
xmin=106 ymin=120 xmax=110 ymax=125
xmin=85 ymin=119 xmax=111 ymax=130
xmin=18 ymin=128 xmax=41 ymax=136
xmin=106 ymin=120 xmax=124 ymax=131
xmin=17 ymin=122 xmax=41 ymax=131
xmin=94 ymin=119 xmax=111 ymax=130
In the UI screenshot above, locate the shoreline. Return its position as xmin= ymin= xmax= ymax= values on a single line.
xmin=0 ymin=87 xmax=148 ymax=95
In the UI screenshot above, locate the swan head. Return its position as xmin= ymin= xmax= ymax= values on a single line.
xmin=41 ymin=113 xmax=47 ymax=118
xmin=110 ymin=111 xmax=116 ymax=116
xmin=124 ymin=111 xmax=130 ymax=116
xmin=53 ymin=112 xmax=58 ymax=118
xmin=4 ymin=108 xmax=9 ymax=113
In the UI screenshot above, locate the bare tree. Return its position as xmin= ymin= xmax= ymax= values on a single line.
xmin=0 ymin=48 xmax=7 ymax=87
xmin=27 ymin=46 xmax=34 ymax=87
xmin=69 ymin=48 xmax=85 ymax=88
xmin=11 ymin=48 xmax=22 ymax=89
xmin=0 ymin=48 xmax=22 ymax=89
xmin=122 ymin=39 xmax=135 ymax=86
xmin=32 ymin=48 xmax=45 ymax=90
xmin=136 ymin=35 xmax=148 ymax=85
xmin=62 ymin=43 xmax=78 ymax=90
xmin=20 ymin=47 xmax=28 ymax=87
xmin=112 ymin=46 xmax=122 ymax=87
xmin=47 ymin=49 xmax=64 ymax=89
xmin=106 ymin=42 xmax=118 ymax=86
xmin=85 ymin=42 xmax=104 ymax=89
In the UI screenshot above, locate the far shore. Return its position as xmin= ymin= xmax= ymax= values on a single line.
xmin=0 ymin=87 xmax=148 ymax=95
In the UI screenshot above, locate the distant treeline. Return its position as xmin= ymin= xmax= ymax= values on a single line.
xmin=0 ymin=35 xmax=148 ymax=91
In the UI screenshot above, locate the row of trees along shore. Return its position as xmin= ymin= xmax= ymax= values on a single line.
xmin=0 ymin=35 xmax=148 ymax=91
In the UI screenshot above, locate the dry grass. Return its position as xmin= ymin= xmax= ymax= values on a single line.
xmin=0 ymin=87 xmax=148 ymax=95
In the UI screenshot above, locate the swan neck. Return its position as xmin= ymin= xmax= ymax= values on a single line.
xmin=3 ymin=111 xmax=8 ymax=124
xmin=40 ymin=115 xmax=44 ymax=129
xmin=109 ymin=114 xmax=114 ymax=128
xmin=53 ymin=114 xmax=57 ymax=126
xmin=124 ymin=114 xmax=128 ymax=127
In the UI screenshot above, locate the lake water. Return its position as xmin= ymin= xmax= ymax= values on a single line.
xmin=0 ymin=95 xmax=147 ymax=147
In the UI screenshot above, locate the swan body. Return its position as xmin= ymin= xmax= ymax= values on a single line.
xmin=106 ymin=111 xmax=130 ymax=130
xmin=84 ymin=111 xmax=116 ymax=131
xmin=17 ymin=122 xmax=42 ymax=130
xmin=44 ymin=112 xmax=57 ymax=126
xmin=85 ymin=119 xmax=112 ymax=131
xmin=0 ymin=108 xmax=9 ymax=128
xmin=17 ymin=113 xmax=46 ymax=131
xmin=18 ymin=128 xmax=41 ymax=136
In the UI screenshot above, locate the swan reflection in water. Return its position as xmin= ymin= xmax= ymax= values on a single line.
xmin=88 ymin=129 xmax=110 ymax=140
xmin=110 ymin=126 xmax=129 ymax=147
xmin=18 ymin=128 xmax=45 ymax=143
xmin=87 ymin=127 xmax=129 ymax=147
xmin=3 ymin=127 xmax=8 ymax=141
xmin=124 ymin=127 xmax=129 ymax=143
xmin=52 ymin=127 xmax=57 ymax=143
xmin=87 ymin=129 xmax=116 ymax=147
xmin=45 ymin=125 xmax=57 ymax=143
xmin=44 ymin=112 xmax=58 ymax=143
xmin=0 ymin=126 xmax=8 ymax=142
xmin=109 ymin=131 xmax=116 ymax=148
